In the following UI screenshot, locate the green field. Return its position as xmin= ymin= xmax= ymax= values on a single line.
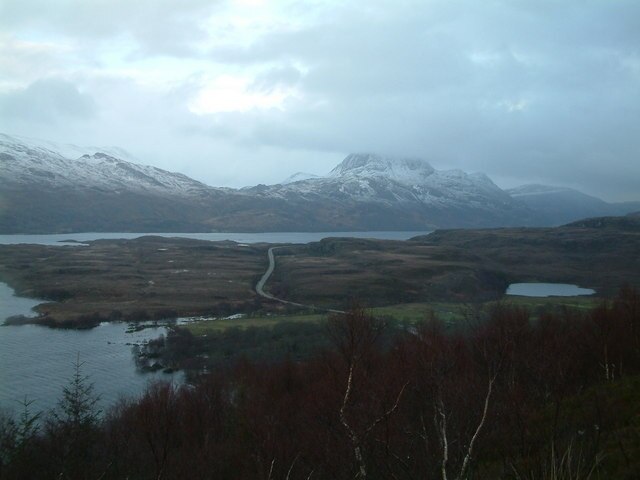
xmin=185 ymin=312 xmax=326 ymax=335
xmin=185 ymin=295 xmax=602 ymax=335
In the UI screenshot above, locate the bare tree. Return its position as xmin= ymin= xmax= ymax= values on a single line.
xmin=328 ymin=306 xmax=409 ymax=479
xmin=434 ymin=374 xmax=496 ymax=480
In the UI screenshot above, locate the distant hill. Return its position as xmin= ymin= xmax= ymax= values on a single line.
xmin=507 ymin=184 xmax=640 ymax=225
xmin=565 ymin=214 xmax=640 ymax=232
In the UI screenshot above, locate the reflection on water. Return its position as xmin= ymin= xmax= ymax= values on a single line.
xmin=0 ymin=283 xmax=181 ymax=416
xmin=506 ymin=283 xmax=596 ymax=297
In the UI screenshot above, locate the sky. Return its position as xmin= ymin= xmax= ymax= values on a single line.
xmin=0 ymin=0 xmax=639 ymax=201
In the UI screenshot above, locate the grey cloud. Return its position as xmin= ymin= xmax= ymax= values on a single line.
xmin=0 ymin=0 xmax=221 ymax=57
xmin=2 ymin=0 xmax=639 ymax=201
xmin=249 ymin=64 xmax=303 ymax=93
xmin=197 ymin=0 xmax=640 ymax=200
xmin=0 ymin=78 xmax=97 ymax=123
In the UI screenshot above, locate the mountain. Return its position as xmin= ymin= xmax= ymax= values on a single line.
xmin=3 ymin=132 xmax=636 ymax=233
xmin=242 ymin=153 xmax=535 ymax=230
xmin=507 ymin=184 xmax=640 ymax=225
xmin=0 ymin=133 xmax=231 ymax=233
xmin=0 ymin=134 xmax=213 ymax=196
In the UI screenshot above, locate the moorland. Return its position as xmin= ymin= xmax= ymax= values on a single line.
xmin=0 ymin=216 xmax=638 ymax=328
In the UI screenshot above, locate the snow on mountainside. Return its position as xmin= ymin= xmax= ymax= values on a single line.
xmin=257 ymin=153 xmax=518 ymax=216
xmin=11 ymin=131 xmax=628 ymax=233
xmin=328 ymin=153 xmax=436 ymax=185
xmin=5 ymin=133 xmax=139 ymax=163
xmin=0 ymin=133 xmax=212 ymax=197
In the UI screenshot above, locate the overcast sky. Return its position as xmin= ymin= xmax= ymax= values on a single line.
xmin=1 ymin=0 xmax=638 ymax=200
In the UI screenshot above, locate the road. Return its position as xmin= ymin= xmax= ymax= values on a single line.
xmin=255 ymin=247 xmax=344 ymax=314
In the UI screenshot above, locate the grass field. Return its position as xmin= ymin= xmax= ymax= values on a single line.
xmin=185 ymin=295 xmax=603 ymax=335
xmin=185 ymin=312 xmax=326 ymax=335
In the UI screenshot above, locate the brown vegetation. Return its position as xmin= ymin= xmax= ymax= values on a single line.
xmin=1 ymin=221 xmax=638 ymax=327
xmin=0 ymin=236 xmax=271 ymax=326
xmin=272 ymin=223 xmax=640 ymax=308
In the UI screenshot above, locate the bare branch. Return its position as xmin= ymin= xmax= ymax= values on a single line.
xmin=339 ymin=362 xmax=357 ymax=443
xmin=285 ymin=453 xmax=300 ymax=480
xmin=365 ymin=381 xmax=410 ymax=436
xmin=455 ymin=375 xmax=496 ymax=480
xmin=95 ymin=462 xmax=113 ymax=480
xmin=339 ymin=362 xmax=367 ymax=479
xmin=267 ymin=458 xmax=275 ymax=480
xmin=434 ymin=394 xmax=449 ymax=480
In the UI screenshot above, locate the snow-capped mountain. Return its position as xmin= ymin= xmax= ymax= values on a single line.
xmin=4 ymin=132 xmax=635 ymax=234
xmin=0 ymin=133 xmax=212 ymax=197
xmin=0 ymin=133 xmax=232 ymax=233
xmin=328 ymin=153 xmax=436 ymax=184
xmin=244 ymin=153 xmax=531 ymax=229
xmin=327 ymin=153 xmax=512 ymax=209
xmin=270 ymin=154 xmax=512 ymax=208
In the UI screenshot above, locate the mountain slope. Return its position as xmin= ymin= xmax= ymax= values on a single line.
xmin=507 ymin=184 xmax=640 ymax=225
xmin=0 ymin=133 xmax=214 ymax=196
xmin=0 ymin=133 xmax=234 ymax=233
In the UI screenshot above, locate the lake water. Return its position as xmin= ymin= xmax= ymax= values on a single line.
xmin=0 ymin=282 xmax=181 ymax=417
xmin=506 ymin=283 xmax=596 ymax=297
xmin=0 ymin=231 xmax=429 ymax=246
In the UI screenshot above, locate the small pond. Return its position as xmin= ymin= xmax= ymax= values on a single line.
xmin=506 ymin=283 xmax=596 ymax=297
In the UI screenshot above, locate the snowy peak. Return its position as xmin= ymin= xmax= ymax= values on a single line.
xmin=0 ymin=132 xmax=138 ymax=163
xmin=0 ymin=133 xmax=211 ymax=197
xmin=258 ymin=152 xmax=516 ymax=220
xmin=329 ymin=153 xmax=436 ymax=185
xmin=81 ymin=152 xmax=117 ymax=161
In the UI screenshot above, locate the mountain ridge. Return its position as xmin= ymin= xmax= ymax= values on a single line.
xmin=1 ymin=133 xmax=638 ymax=233
xmin=506 ymin=183 xmax=640 ymax=225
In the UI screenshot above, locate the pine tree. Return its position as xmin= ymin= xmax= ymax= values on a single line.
xmin=49 ymin=353 xmax=102 ymax=478
xmin=54 ymin=353 xmax=101 ymax=430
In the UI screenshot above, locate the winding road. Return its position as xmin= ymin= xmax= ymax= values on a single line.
xmin=255 ymin=247 xmax=344 ymax=314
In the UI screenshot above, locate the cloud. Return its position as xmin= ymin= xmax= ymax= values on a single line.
xmin=0 ymin=0 xmax=222 ymax=57
xmin=194 ymin=0 xmax=640 ymax=199
xmin=249 ymin=63 xmax=303 ymax=92
xmin=0 ymin=0 xmax=639 ymax=200
xmin=0 ymin=78 xmax=97 ymax=123
xmin=0 ymin=35 xmax=74 ymax=88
